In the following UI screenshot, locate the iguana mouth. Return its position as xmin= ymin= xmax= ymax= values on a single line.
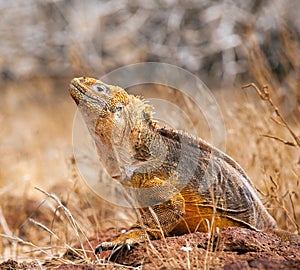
xmin=70 ymin=77 xmax=108 ymax=105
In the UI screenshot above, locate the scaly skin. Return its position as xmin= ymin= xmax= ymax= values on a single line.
xmin=69 ymin=77 xmax=299 ymax=253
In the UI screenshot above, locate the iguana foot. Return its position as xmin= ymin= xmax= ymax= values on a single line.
xmin=94 ymin=228 xmax=147 ymax=254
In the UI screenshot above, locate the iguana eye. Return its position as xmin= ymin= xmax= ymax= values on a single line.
xmin=92 ymin=83 xmax=108 ymax=94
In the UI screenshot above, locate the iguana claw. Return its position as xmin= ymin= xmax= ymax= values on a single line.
xmin=94 ymin=244 xmax=103 ymax=254
xmin=94 ymin=241 xmax=132 ymax=255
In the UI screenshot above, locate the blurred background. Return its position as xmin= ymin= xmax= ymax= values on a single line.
xmin=0 ymin=0 xmax=299 ymax=260
xmin=1 ymin=0 xmax=300 ymax=86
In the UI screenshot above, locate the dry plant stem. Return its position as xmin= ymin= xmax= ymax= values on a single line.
xmin=242 ymin=83 xmax=300 ymax=147
xmin=185 ymin=239 xmax=191 ymax=270
xmin=262 ymin=134 xmax=297 ymax=146
xmin=34 ymin=187 xmax=91 ymax=259
xmin=28 ymin=218 xmax=59 ymax=239
xmin=0 ymin=234 xmax=51 ymax=257
xmin=262 ymin=174 xmax=299 ymax=234
xmin=288 ymin=192 xmax=300 ymax=234
xmin=0 ymin=207 xmax=12 ymax=236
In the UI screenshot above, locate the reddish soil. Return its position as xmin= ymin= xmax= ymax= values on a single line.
xmin=1 ymin=227 xmax=300 ymax=269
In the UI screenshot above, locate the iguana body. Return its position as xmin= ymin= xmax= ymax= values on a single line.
xmin=69 ymin=77 xmax=298 ymax=253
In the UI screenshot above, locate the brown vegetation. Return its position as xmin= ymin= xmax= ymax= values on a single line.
xmin=0 ymin=1 xmax=299 ymax=269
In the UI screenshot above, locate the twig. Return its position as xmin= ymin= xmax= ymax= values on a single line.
xmin=261 ymin=134 xmax=297 ymax=146
xmin=242 ymin=83 xmax=300 ymax=147
xmin=288 ymin=192 xmax=300 ymax=234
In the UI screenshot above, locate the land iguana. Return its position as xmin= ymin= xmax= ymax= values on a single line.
xmin=69 ymin=77 xmax=300 ymax=254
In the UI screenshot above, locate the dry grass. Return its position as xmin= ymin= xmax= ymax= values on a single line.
xmin=242 ymin=83 xmax=299 ymax=233
xmin=0 ymin=73 xmax=299 ymax=267
xmin=0 ymin=7 xmax=299 ymax=269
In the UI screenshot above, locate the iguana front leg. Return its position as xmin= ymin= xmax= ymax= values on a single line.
xmin=95 ymin=177 xmax=185 ymax=254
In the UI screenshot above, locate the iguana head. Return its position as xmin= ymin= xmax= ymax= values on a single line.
xmin=70 ymin=77 xmax=129 ymax=118
xmin=69 ymin=77 xmax=153 ymax=179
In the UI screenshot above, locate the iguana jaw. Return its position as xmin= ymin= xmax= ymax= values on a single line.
xmin=69 ymin=77 xmax=129 ymax=118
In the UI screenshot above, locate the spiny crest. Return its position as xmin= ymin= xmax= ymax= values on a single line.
xmin=123 ymin=95 xmax=153 ymax=125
